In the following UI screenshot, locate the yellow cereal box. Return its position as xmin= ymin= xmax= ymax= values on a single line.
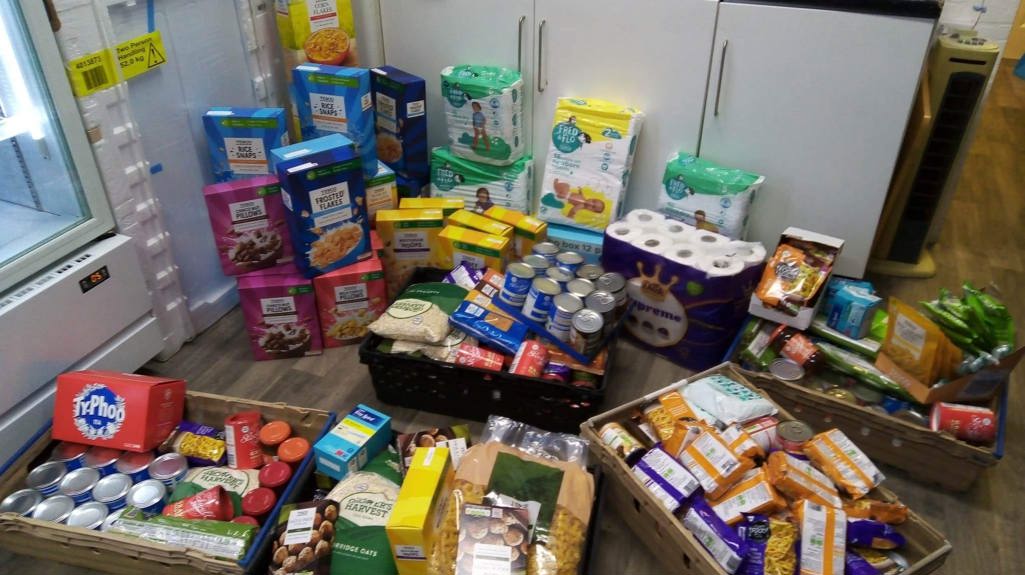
xmin=448 ymin=209 xmax=514 ymax=239
xmin=386 ymin=447 xmax=453 ymax=575
xmin=399 ymin=197 xmax=464 ymax=221
xmin=483 ymin=206 xmax=548 ymax=259
xmin=437 ymin=226 xmax=510 ymax=272
xmin=376 ymin=209 xmax=445 ymax=299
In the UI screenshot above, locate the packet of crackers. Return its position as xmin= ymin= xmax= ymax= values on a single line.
xmin=707 ymin=468 xmax=786 ymax=525
xmin=766 ymin=451 xmax=842 ymax=509
xmin=803 ymin=429 xmax=884 ymax=499
xmin=679 ymin=427 xmax=755 ymax=499
xmin=796 ymin=500 xmax=847 ymax=575
xmin=159 ymin=421 xmax=227 ymax=466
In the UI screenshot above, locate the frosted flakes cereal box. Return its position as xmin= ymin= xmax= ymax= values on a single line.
xmin=203 ymin=175 xmax=293 ymax=276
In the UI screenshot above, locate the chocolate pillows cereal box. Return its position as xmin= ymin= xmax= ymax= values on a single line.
xmin=203 ymin=175 xmax=293 ymax=276
xmin=238 ymin=269 xmax=322 ymax=360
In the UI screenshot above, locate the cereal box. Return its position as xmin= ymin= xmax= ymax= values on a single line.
xmin=314 ymin=257 xmax=387 ymax=347
xmin=437 ymin=225 xmax=510 ymax=271
xmin=366 ymin=161 xmax=398 ymax=226
xmin=547 ymin=222 xmax=603 ymax=264
xmin=293 ymin=64 xmax=377 ymax=177
xmin=371 ymin=66 xmax=428 ymax=183
xmin=385 ymin=447 xmax=453 ymax=575
xmin=483 ymin=206 xmax=547 ymax=259
xmin=376 ymin=208 xmax=445 ymax=299
xmin=314 ymin=404 xmax=392 ymax=481
xmin=271 ymin=133 xmax=371 ymax=277
xmin=447 ymin=209 xmax=513 ymax=239
xmin=52 ymin=371 xmax=185 ymax=452
xmin=203 ymin=108 xmax=288 ymax=182
xmin=398 ymin=197 xmax=463 ymax=219
xmin=371 ymin=229 xmax=384 ymax=259
xmin=237 ymin=268 xmax=322 ymax=361
xmin=203 ymin=175 xmax=293 ymax=276
xmin=430 ymin=146 xmax=533 ymax=213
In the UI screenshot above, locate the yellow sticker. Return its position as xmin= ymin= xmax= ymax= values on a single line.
xmin=66 ymin=49 xmax=119 ymax=97
xmin=116 ymin=31 xmax=167 ymax=80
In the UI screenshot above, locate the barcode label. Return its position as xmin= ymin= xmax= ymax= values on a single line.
xmin=67 ymin=49 xmax=118 ymax=97
xmin=83 ymin=66 xmax=108 ymax=90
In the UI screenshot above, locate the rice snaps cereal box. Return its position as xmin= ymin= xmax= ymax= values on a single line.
xmin=538 ymin=98 xmax=644 ymax=232
xmin=293 ymin=64 xmax=377 ymax=177
xmin=376 ymin=208 xmax=445 ymax=298
xmin=52 ymin=371 xmax=185 ymax=452
xmin=437 ymin=225 xmax=510 ymax=271
xmin=314 ymin=257 xmax=387 ymax=347
xmin=204 ymin=108 xmax=288 ymax=182
xmin=237 ymin=270 xmax=322 ymax=361
xmin=483 ymin=206 xmax=547 ymax=259
xmin=365 ymin=161 xmax=398 ymax=226
xmin=203 ymin=175 xmax=293 ymax=276
xmin=275 ymin=0 xmax=358 ymax=64
xmin=371 ymin=66 xmax=428 ymax=182
xmin=441 ymin=65 xmax=524 ymax=166
xmin=271 ymin=133 xmax=371 ymax=277
xmin=430 ymin=146 xmax=533 ymax=214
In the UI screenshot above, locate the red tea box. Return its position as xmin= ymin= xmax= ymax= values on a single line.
xmin=314 ymin=257 xmax=387 ymax=347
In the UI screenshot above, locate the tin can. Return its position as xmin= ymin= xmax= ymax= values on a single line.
xmin=49 ymin=442 xmax=89 ymax=471
xmin=545 ymin=266 xmax=573 ymax=291
xmin=595 ymin=272 xmax=627 ymax=314
xmin=454 ymin=343 xmax=504 ymax=371
xmin=127 ymin=479 xmax=167 ymax=516
xmin=92 ymin=473 xmax=132 ymax=511
xmin=59 ymin=467 xmax=100 ymax=504
xmin=83 ymin=446 xmax=122 ymax=476
xmin=26 ymin=461 xmax=66 ymax=496
xmin=555 ymin=251 xmax=584 ymax=274
xmin=499 ymin=262 xmax=535 ymax=307
xmin=542 ymin=361 xmax=571 ymax=383
xmin=585 ymin=290 xmax=616 ymax=337
xmin=930 ymin=402 xmax=996 ymax=444
xmin=769 ymin=358 xmax=805 ymax=382
xmin=825 ymin=388 xmax=858 ymax=405
xmin=850 ymin=383 xmax=884 ymax=406
xmin=115 ymin=450 xmax=154 ymax=484
xmin=531 ymin=242 xmax=560 ymax=265
xmin=894 ymin=409 xmax=929 ymax=427
xmin=598 ymin=422 xmax=646 ymax=466
xmin=521 ymin=254 xmax=550 ymax=275
xmin=0 ymin=488 xmax=43 ymax=517
xmin=509 ymin=341 xmax=549 ymax=378
xmin=67 ymin=501 xmax=109 ymax=530
xmin=101 ymin=507 xmax=127 ymax=532
xmin=31 ymin=494 xmax=75 ymax=523
xmin=521 ymin=277 xmax=561 ymax=323
xmin=149 ymin=452 xmax=188 ymax=487
xmin=546 ymin=293 xmax=584 ymax=340
xmin=570 ymin=309 xmax=604 ymax=356
xmin=881 ymin=396 xmax=911 ymax=414
xmin=777 ymin=420 xmax=814 ymax=455
xmin=566 ymin=278 xmax=595 ymax=300
xmin=576 ymin=263 xmax=604 ymax=282
xmin=225 ymin=411 xmax=263 ymax=470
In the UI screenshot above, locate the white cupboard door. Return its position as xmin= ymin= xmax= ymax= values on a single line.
xmin=532 ymin=0 xmax=719 ymax=213
xmin=380 ymin=0 xmax=534 ymax=156
xmin=700 ymin=2 xmax=933 ymax=277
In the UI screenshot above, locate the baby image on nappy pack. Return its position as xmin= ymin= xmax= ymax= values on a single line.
xmin=440 ymin=64 xmax=524 ymax=166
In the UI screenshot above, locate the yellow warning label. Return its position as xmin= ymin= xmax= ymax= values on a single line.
xmin=116 ymin=31 xmax=167 ymax=80
xmin=66 ymin=49 xmax=119 ymax=97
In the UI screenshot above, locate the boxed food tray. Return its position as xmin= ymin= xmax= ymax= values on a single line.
xmin=580 ymin=362 xmax=952 ymax=575
xmin=0 ymin=391 xmax=335 ymax=575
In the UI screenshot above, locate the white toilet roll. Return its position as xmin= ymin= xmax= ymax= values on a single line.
xmin=606 ymin=221 xmax=644 ymax=243
xmin=625 ymin=209 xmax=666 ymax=232
xmin=659 ymin=220 xmax=696 ymax=244
xmin=632 ymin=233 xmax=673 ymax=255
xmin=663 ymin=245 xmax=703 ymax=268
xmin=725 ymin=241 xmax=767 ymax=267
xmin=691 ymin=230 xmax=729 ymax=248
xmin=700 ymin=255 xmax=746 ymax=277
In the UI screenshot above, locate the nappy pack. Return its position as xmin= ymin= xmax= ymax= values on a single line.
xmin=440 ymin=65 xmax=524 ymax=166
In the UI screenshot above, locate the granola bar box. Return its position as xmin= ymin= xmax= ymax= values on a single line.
xmin=237 ymin=269 xmax=323 ymax=361
xmin=271 ymin=133 xmax=371 ymax=278
xmin=52 ymin=371 xmax=185 ymax=452
xmin=203 ymin=175 xmax=294 ymax=276
xmin=313 ymin=257 xmax=387 ymax=348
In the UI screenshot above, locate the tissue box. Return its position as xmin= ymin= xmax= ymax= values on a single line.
xmin=371 ymin=66 xmax=428 ymax=182
xmin=437 ymin=225 xmax=510 ymax=271
xmin=203 ymin=108 xmax=288 ymax=182
xmin=385 ymin=447 xmax=453 ymax=575
xmin=202 ymin=175 xmax=293 ymax=276
xmin=237 ymin=270 xmax=322 ymax=361
xmin=314 ymin=404 xmax=391 ymax=480
xmin=271 ymin=133 xmax=371 ymax=277
xmin=375 ymin=208 xmax=445 ymax=299
xmin=313 ymin=257 xmax=387 ymax=348
xmin=429 ymin=146 xmax=533 ymax=213
xmin=484 ymin=206 xmax=548 ymax=260
xmin=365 ymin=161 xmax=398 ymax=226
xmin=548 ymin=223 xmax=603 ymax=264
xmin=292 ymin=64 xmax=377 ymax=177
xmin=440 ymin=65 xmax=524 ymax=166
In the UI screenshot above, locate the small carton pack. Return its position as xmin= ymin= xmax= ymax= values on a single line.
xmin=386 ymin=447 xmax=453 ymax=575
xmin=293 ymin=64 xmax=377 ymax=177
xmin=376 ymin=208 xmax=445 ymax=298
xmin=398 ymin=197 xmax=463 ymax=220
xmin=271 ymin=133 xmax=371 ymax=277
xmin=371 ymin=66 xmax=428 ymax=182
xmin=237 ymin=269 xmax=322 ymax=360
xmin=447 ymin=208 xmax=513 ymax=239
xmin=437 ymin=225 xmax=510 ymax=271
xmin=366 ymin=161 xmax=398 ymax=226
xmin=546 ymin=223 xmax=603 ymax=264
xmin=52 ymin=371 xmax=185 ymax=452
xmin=314 ymin=404 xmax=392 ymax=481
xmin=483 ymin=205 xmax=547 ymax=259
xmin=203 ymin=107 xmax=289 ymax=182
xmin=314 ymin=257 xmax=387 ymax=347
xmin=203 ymin=175 xmax=293 ymax=276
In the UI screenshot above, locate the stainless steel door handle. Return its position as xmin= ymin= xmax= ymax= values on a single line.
xmin=537 ymin=19 xmax=547 ymax=93
xmin=517 ymin=16 xmax=526 ymax=73
xmin=714 ymin=39 xmax=728 ymax=117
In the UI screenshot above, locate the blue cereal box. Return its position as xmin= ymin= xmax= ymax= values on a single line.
xmin=548 ymin=223 xmax=603 ymax=264
xmin=313 ymin=404 xmax=392 ymax=480
xmin=292 ymin=64 xmax=377 ymax=177
xmin=271 ymin=133 xmax=371 ymax=277
xmin=371 ymin=66 xmax=428 ymax=182
xmin=203 ymin=107 xmax=288 ymax=182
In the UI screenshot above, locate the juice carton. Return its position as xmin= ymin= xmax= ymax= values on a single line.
xmin=484 ymin=205 xmax=548 ymax=260
xmin=52 ymin=371 xmax=185 ymax=452
xmin=203 ymin=107 xmax=288 ymax=182
xmin=313 ymin=404 xmax=392 ymax=480
xmin=271 ymin=133 xmax=371 ymax=277
xmin=237 ymin=270 xmax=322 ymax=360
xmin=366 ymin=161 xmax=398 ymax=226
xmin=293 ymin=64 xmax=377 ymax=177
xmin=386 ymin=447 xmax=453 ymax=575
xmin=547 ymin=222 xmax=603 ymax=264
xmin=314 ymin=257 xmax=387 ymax=347
xmin=398 ymin=197 xmax=463 ymax=221
xmin=203 ymin=175 xmax=293 ymax=276
xmin=371 ymin=66 xmax=428 ymax=182
xmin=447 ymin=208 xmax=513 ymax=239
xmin=376 ymin=208 xmax=445 ymax=298
xmin=437 ymin=225 xmax=510 ymax=271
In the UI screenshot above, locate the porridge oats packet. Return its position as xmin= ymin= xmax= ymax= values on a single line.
xmin=368 ymin=282 xmax=468 ymax=344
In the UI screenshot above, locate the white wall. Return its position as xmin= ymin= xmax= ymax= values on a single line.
xmin=941 ymin=0 xmax=1019 ymax=47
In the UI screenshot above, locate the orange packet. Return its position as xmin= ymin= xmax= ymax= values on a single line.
xmin=708 ymin=468 xmax=786 ymax=525
xmin=642 ymin=402 xmax=675 ymax=442
xmin=843 ymin=498 xmax=908 ymax=525
xmin=796 ymin=500 xmax=846 ymax=575
xmin=679 ymin=428 xmax=755 ymax=499
xmin=766 ymin=451 xmax=842 ymax=509
xmin=803 ymin=429 xmax=884 ymax=500
xmin=658 ymin=390 xmax=699 ymax=421
xmin=720 ymin=424 xmax=765 ymax=460
xmin=661 ymin=419 xmax=709 ymax=459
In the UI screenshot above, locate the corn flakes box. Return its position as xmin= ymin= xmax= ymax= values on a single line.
xmin=437 ymin=225 xmax=510 ymax=271
xmin=271 ymin=133 xmax=371 ymax=278
xmin=483 ymin=206 xmax=547 ymax=259
xmin=203 ymin=108 xmax=288 ymax=182
xmin=385 ymin=447 xmax=453 ymax=575
xmin=293 ymin=64 xmax=377 ymax=177
xmin=371 ymin=66 xmax=428 ymax=183
xmin=376 ymin=208 xmax=445 ymax=299
xmin=447 ymin=209 xmax=513 ymax=239
xmin=366 ymin=161 xmax=398 ymax=227
xmin=314 ymin=257 xmax=386 ymax=347
xmin=275 ymin=0 xmax=357 ymax=62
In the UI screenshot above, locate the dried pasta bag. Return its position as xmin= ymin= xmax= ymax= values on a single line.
xmin=721 ymin=424 xmax=765 ymax=461
xmin=737 ymin=514 xmax=798 ymax=575
xmin=766 ymin=451 xmax=842 ymax=509
xmin=368 ymin=282 xmax=468 ymax=344
xmin=881 ymin=298 xmax=943 ymax=384
xmin=803 ymin=429 xmax=884 ymax=500
xmin=842 ymin=499 xmax=908 ymax=525
xmin=642 ymin=401 xmax=676 ymax=442
xmin=796 ymin=500 xmax=847 ymax=575
xmin=662 ymin=419 xmax=707 ymax=459
xmin=708 ymin=468 xmax=785 ymax=525
xmin=846 ymin=519 xmax=906 ymax=550
xmin=683 ymin=497 xmax=749 ymax=574
xmin=679 ymin=428 xmax=755 ymax=499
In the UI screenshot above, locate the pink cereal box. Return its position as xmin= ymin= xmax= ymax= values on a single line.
xmin=313 ymin=257 xmax=387 ymax=348
xmin=237 ymin=269 xmax=322 ymax=360
xmin=203 ymin=175 xmax=293 ymax=276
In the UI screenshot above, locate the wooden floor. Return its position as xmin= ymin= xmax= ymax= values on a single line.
xmin=5 ymin=61 xmax=1024 ymax=574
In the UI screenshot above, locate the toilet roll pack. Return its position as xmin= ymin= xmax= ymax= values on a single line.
xmin=602 ymin=210 xmax=766 ymax=370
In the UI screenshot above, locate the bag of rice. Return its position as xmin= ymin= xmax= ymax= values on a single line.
xmin=328 ymin=449 xmax=402 ymax=575
xmin=367 ymin=282 xmax=468 ymax=344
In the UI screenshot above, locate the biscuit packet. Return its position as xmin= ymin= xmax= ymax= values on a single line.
xmin=755 ymin=240 xmax=836 ymax=316
xmin=679 ymin=427 xmax=755 ymax=499
xmin=766 ymin=451 xmax=842 ymax=509
xmin=803 ymin=429 xmax=884 ymax=500
xmin=708 ymin=468 xmax=786 ymax=525
xmin=721 ymin=424 xmax=765 ymax=460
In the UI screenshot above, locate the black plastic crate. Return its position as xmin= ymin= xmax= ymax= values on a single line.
xmin=358 ymin=269 xmax=611 ymax=433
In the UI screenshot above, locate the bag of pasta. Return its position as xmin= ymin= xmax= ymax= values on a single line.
xmin=427 ymin=416 xmax=595 ymax=575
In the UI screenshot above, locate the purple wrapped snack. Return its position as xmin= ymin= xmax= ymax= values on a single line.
xmin=844 ymin=552 xmax=880 ymax=575
xmin=847 ymin=519 xmax=907 ymax=550
xmin=737 ymin=514 xmax=770 ymax=575
xmin=444 ymin=263 xmax=485 ymax=289
xmin=159 ymin=421 xmax=227 ymax=466
xmin=683 ymin=497 xmax=749 ymax=574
